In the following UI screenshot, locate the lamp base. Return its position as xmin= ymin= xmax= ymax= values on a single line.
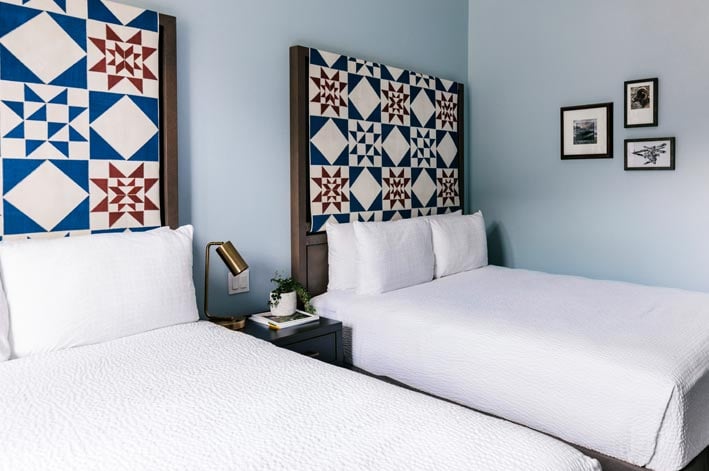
xmin=209 ymin=316 xmax=247 ymax=331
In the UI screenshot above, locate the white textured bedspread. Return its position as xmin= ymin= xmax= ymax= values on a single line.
xmin=0 ymin=321 xmax=600 ymax=471
xmin=315 ymin=266 xmax=709 ymax=470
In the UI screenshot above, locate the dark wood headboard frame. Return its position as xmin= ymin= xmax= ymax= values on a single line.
xmin=290 ymin=45 xmax=465 ymax=296
xmin=158 ymin=14 xmax=179 ymax=228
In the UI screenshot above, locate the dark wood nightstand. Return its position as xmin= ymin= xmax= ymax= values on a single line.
xmin=239 ymin=315 xmax=344 ymax=366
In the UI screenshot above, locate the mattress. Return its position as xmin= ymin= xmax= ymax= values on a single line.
xmin=313 ymin=266 xmax=709 ymax=471
xmin=0 ymin=321 xmax=600 ymax=471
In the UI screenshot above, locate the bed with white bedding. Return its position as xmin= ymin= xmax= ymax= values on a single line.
xmin=0 ymin=321 xmax=601 ymax=471
xmin=313 ymin=266 xmax=709 ymax=471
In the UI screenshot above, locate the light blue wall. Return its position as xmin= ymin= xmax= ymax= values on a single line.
xmin=469 ymin=0 xmax=709 ymax=291
xmin=122 ymin=0 xmax=469 ymax=315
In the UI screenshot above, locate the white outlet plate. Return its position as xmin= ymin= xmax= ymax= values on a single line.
xmin=228 ymin=269 xmax=249 ymax=295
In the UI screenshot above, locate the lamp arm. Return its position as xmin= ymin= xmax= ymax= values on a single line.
xmin=204 ymin=242 xmax=223 ymax=319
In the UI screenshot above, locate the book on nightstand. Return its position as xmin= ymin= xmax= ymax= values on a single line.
xmin=250 ymin=310 xmax=319 ymax=330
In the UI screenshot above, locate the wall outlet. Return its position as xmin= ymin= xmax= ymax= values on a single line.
xmin=228 ymin=269 xmax=249 ymax=295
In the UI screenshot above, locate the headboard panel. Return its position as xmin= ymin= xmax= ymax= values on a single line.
xmin=0 ymin=2 xmax=178 ymax=238
xmin=158 ymin=14 xmax=178 ymax=228
xmin=290 ymin=45 xmax=464 ymax=296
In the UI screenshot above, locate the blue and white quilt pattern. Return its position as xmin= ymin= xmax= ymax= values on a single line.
xmin=0 ymin=0 xmax=161 ymax=240
xmin=308 ymin=48 xmax=461 ymax=233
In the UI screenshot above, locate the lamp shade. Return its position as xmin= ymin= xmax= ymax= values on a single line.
xmin=215 ymin=241 xmax=248 ymax=276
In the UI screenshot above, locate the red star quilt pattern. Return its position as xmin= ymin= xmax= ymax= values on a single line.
xmin=88 ymin=21 xmax=159 ymax=98
xmin=310 ymin=166 xmax=350 ymax=215
xmin=89 ymin=161 xmax=161 ymax=230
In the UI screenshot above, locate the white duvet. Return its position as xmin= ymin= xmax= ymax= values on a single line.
xmin=0 ymin=321 xmax=599 ymax=471
xmin=314 ymin=266 xmax=709 ymax=471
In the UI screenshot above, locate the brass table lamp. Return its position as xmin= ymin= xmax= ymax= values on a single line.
xmin=205 ymin=241 xmax=248 ymax=330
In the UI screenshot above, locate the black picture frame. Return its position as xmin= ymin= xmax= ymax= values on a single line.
xmin=624 ymin=78 xmax=658 ymax=128
xmin=560 ymin=102 xmax=613 ymax=160
xmin=624 ymin=137 xmax=675 ymax=171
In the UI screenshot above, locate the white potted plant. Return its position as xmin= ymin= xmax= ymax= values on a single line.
xmin=268 ymin=274 xmax=315 ymax=317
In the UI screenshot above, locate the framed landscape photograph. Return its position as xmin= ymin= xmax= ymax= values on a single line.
xmin=560 ymin=102 xmax=613 ymax=160
xmin=624 ymin=78 xmax=658 ymax=128
xmin=624 ymin=137 xmax=675 ymax=171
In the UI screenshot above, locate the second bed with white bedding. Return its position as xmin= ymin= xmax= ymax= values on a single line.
xmin=0 ymin=321 xmax=599 ymax=471
xmin=313 ymin=266 xmax=709 ymax=471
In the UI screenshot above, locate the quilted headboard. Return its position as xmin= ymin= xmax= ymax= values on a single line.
xmin=0 ymin=0 xmax=178 ymax=239
xmin=290 ymin=46 xmax=464 ymax=295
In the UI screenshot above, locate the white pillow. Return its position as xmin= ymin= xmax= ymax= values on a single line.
xmin=0 ymin=281 xmax=9 ymax=361
xmin=354 ymin=218 xmax=434 ymax=295
xmin=1 ymin=225 xmax=199 ymax=359
xmin=430 ymin=211 xmax=488 ymax=279
xmin=325 ymin=211 xmax=461 ymax=292
xmin=326 ymin=222 xmax=357 ymax=291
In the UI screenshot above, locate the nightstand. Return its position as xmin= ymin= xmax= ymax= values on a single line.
xmin=239 ymin=315 xmax=344 ymax=366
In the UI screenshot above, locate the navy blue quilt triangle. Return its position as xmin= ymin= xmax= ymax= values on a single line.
xmin=311 ymin=215 xmax=332 ymax=233
xmin=50 ymin=141 xmax=69 ymax=157
xmin=3 ymin=201 xmax=46 ymax=235
xmin=348 ymin=104 xmax=365 ymax=121
xmin=331 ymin=55 xmax=348 ymax=71
xmin=52 ymin=0 xmax=67 ymax=12
xmin=4 ymin=123 xmax=24 ymax=139
xmin=24 ymin=85 xmax=44 ymax=103
xmin=28 ymin=105 xmax=46 ymax=121
xmin=435 ymin=79 xmax=457 ymax=93
xmin=309 ymin=49 xmax=347 ymax=71
xmin=51 ymin=160 xmax=88 ymax=190
xmin=47 ymin=122 xmax=66 ymax=139
xmin=25 ymin=140 xmax=46 ymax=157
xmin=87 ymin=0 xmax=120 ymax=24
xmin=128 ymin=95 xmax=159 ymax=125
xmin=310 ymin=49 xmax=329 ymax=68
xmin=52 ymin=197 xmax=89 ymax=232
xmin=50 ymin=89 xmax=68 ymax=105
xmin=89 ymin=129 xmax=123 ymax=160
xmin=2 ymin=100 xmax=25 ymax=118
xmin=0 ymin=3 xmax=41 ymax=37
xmin=0 ymin=46 xmax=42 ymax=84
xmin=310 ymin=142 xmax=348 ymax=167
xmin=89 ymin=91 xmax=123 ymax=122
xmin=3 ymin=159 xmax=43 ymax=192
xmin=48 ymin=13 xmax=85 ymax=49
xmin=350 ymin=192 xmax=382 ymax=213
xmin=69 ymin=106 xmax=86 ymax=121
xmin=127 ymin=9 xmax=158 ymax=32
xmin=415 ymin=192 xmax=436 ymax=208
xmin=128 ymin=133 xmax=159 ymax=161
xmin=69 ymin=126 xmax=87 ymax=142
xmin=50 ymin=58 xmax=87 ymax=89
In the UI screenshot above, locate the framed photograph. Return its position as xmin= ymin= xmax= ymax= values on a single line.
xmin=560 ymin=102 xmax=613 ymax=160
xmin=624 ymin=137 xmax=675 ymax=170
xmin=624 ymin=78 xmax=658 ymax=128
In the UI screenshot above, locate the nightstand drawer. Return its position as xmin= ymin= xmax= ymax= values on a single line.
xmin=282 ymin=333 xmax=337 ymax=364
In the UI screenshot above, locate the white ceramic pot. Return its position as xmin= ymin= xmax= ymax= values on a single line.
xmin=270 ymin=291 xmax=297 ymax=317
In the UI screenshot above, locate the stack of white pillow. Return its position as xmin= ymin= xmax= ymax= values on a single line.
xmin=326 ymin=211 xmax=488 ymax=295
